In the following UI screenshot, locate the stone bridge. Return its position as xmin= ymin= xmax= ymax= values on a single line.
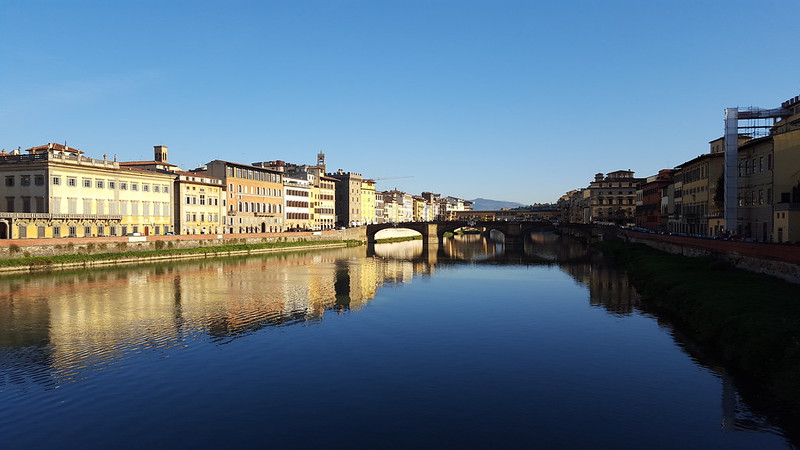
xmin=366 ymin=221 xmax=555 ymax=247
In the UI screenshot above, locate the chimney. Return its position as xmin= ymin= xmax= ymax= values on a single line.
xmin=154 ymin=145 xmax=168 ymax=163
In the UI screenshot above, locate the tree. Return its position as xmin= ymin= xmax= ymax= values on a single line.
xmin=713 ymin=175 xmax=724 ymax=209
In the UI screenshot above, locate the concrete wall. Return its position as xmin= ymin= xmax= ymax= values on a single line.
xmin=621 ymin=231 xmax=800 ymax=284
xmin=0 ymin=227 xmax=367 ymax=259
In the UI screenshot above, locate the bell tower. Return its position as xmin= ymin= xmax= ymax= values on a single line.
xmin=317 ymin=152 xmax=326 ymax=172
xmin=154 ymin=145 xmax=168 ymax=163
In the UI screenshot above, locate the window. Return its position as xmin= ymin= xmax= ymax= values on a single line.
xmin=96 ymin=180 xmax=105 ymax=189
xmin=22 ymin=197 xmax=31 ymax=213
xmin=5 ymin=197 xmax=14 ymax=211
xmin=68 ymin=177 xmax=77 ymax=187
xmin=154 ymin=185 xmax=160 ymax=193
xmin=21 ymin=175 xmax=30 ymax=186
xmin=69 ymin=226 xmax=77 ymax=237
xmin=19 ymin=226 xmax=26 ymax=238
xmin=85 ymin=226 xmax=92 ymax=236
xmin=131 ymin=183 xmax=138 ymax=191
xmin=109 ymin=181 xmax=116 ymax=189
xmin=163 ymin=185 xmax=169 ymax=193
xmin=759 ymin=157 xmax=764 ymax=172
xmin=83 ymin=178 xmax=91 ymax=188
xmin=35 ymin=175 xmax=44 ymax=186
xmin=35 ymin=197 xmax=44 ymax=212
xmin=143 ymin=184 xmax=149 ymax=192
xmin=5 ymin=176 xmax=14 ymax=187
xmin=53 ymin=226 xmax=61 ymax=237
xmin=120 ymin=182 xmax=128 ymax=190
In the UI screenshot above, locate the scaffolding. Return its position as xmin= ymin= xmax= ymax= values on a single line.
xmin=723 ymin=106 xmax=792 ymax=231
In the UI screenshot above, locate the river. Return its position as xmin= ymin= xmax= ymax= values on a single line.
xmin=0 ymin=233 xmax=794 ymax=449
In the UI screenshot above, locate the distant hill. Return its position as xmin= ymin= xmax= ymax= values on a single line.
xmin=470 ymin=198 xmax=525 ymax=211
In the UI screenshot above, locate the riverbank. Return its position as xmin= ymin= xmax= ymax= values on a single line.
xmin=0 ymin=239 xmax=363 ymax=274
xmin=375 ymin=235 xmax=422 ymax=243
xmin=596 ymin=241 xmax=800 ymax=433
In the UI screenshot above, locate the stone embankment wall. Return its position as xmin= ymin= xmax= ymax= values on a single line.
xmin=561 ymin=225 xmax=800 ymax=284
xmin=0 ymin=227 xmax=367 ymax=260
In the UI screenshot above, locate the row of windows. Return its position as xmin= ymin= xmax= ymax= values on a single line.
xmin=286 ymin=189 xmax=310 ymax=197
xmin=739 ymin=189 xmax=772 ymax=207
xmin=226 ymin=167 xmax=282 ymax=183
xmin=685 ymin=186 xmax=705 ymax=195
xmin=682 ymin=165 xmax=707 ymax=184
xmin=5 ymin=175 xmax=45 ymax=186
xmin=185 ymin=195 xmax=220 ymax=206
xmin=50 ymin=198 xmax=170 ymax=217
xmin=230 ymin=184 xmax=282 ymax=197
xmin=595 ymin=190 xmax=633 ymax=196
xmin=286 ymin=200 xmax=310 ymax=208
xmin=5 ymin=197 xmax=44 ymax=213
xmin=18 ymin=224 xmax=166 ymax=239
xmin=286 ymin=213 xmax=310 ymax=220
xmin=739 ymin=155 xmax=772 ymax=176
xmin=232 ymin=202 xmax=283 ymax=214
xmin=49 ymin=176 xmax=169 ymax=193
xmin=184 ymin=213 xmax=220 ymax=223
xmin=595 ymin=198 xmax=634 ymax=205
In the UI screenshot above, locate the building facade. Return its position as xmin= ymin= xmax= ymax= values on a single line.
xmin=175 ymin=171 xmax=225 ymax=235
xmin=205 ymin=160 xmax=284 ymax=233
xmin=328 ymin=170 xmax=362 ymax=227
xmin=0 ymin=143 xmax=174 ymax=239
xmin=587 ymin=170 xmax=640 ymax=225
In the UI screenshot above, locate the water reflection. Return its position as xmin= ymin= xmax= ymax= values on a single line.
xmin=0 ymin=234 xmax=793 ymax=447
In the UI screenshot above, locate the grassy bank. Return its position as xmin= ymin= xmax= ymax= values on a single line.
xmin=0 ymin=239 xmax=364 ymax=271
xmin=374 ymin=235 xmax=422 ymax=244
xmin=596 ymin=241 xmax=800 ymax=411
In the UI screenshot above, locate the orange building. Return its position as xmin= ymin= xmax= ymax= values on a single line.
xmin=205 ymin=160 xmax=284 ymax=233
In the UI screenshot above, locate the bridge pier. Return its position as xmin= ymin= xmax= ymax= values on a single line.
xmin=502 ymin=223 xmax=525 ymax=249
xmin=421 ymin=223 xmax=440 ymax=252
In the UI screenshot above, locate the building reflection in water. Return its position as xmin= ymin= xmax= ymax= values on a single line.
xmin=0 ymin=246 xmax=438 ymax=387
xmin=0 ymin=233 xmax=782 ymax=438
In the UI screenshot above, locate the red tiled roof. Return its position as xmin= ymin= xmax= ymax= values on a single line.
xmin=120 ymin=160 xmax=178 ymax=167
xmin=27 ymin=143 xmax=82 ymax=153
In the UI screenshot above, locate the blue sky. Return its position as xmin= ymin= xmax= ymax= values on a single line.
xmin=1 ymin=0 xmax=798 ymax=204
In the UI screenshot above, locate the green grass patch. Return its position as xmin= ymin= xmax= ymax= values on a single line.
xmin=375 ymin=235 xmax=423 ymax=244
xmin=0 ymin=239 xmax=363 ymax=269
xmin=596 ymin=241 xmax=800 ymax=409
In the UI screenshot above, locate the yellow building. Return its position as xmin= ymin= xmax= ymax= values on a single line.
xmin=413 ymin=196 xmax=425 ymax=222
xmin=175 ymin=171 xmax=225 ymax=235
xmin=771 ymin=97 xmax=800 ymax=242
xmin=0 ymin=143 xmax=173 ymax=238
xmin=360 ymin=179 xmax=377 ymax=224
xmin=316 ymin=176 xmax=337 ymax=230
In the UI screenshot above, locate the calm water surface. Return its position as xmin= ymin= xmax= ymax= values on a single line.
xmin=0 ymin=234 xmax=794 ymax=449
